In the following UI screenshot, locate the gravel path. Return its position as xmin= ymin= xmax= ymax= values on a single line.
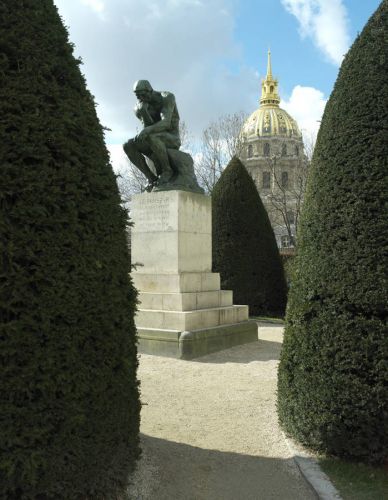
xmin=127 ymin=325 xmax=317 ymax=500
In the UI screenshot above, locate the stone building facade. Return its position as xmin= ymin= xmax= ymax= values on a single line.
xmin=239 ymin=51 xmax=306 ymax=248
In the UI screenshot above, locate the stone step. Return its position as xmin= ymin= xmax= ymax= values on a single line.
xmin=138 ymin=290 xmax=233 ymax=311
xmin=137 ymin=320 xmax=258 ymax=359
xmin=135 ymin=305 xmax=249 ymax=331
xmin=132 ymin=272 xmax=221 ymax=293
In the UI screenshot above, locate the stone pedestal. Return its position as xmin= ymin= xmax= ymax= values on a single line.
xmin=131 ymin=191 xmax=257 ymax=359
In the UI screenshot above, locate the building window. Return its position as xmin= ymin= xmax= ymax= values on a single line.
xmin=281 ymin=143 xmax=287 ymax=156
xmin=263 ymin=171 xmax=271 ymax=189
xmin=247 ymin=144 xmax=253 ymax=158
xmin=295 ymin=145 xmax=299 ymax=156
xmin=281 ymin=171 xmax=289 ymax=188
xmin=281 ymin=235 xmax=292 ymax=248
xmin=264 ymin=143 xmax=270 ymax=156
xmin=287 ymin=211 xmax=295 ymax=224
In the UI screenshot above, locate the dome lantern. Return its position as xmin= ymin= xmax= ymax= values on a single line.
xmin=242 ymin=51 xmax=302 ymax=139
xmin=260 ymin=50 xmax=280 ymax=107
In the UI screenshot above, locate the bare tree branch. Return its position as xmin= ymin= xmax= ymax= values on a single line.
xmin=265 ymin=137 xmax=314 ymax=246
xmin=195 ymin=111 xmax=248 ymax=194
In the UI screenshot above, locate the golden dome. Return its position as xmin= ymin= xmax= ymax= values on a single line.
xmin=242 ymin=107 xmax=301 ymax=139
xmin=242 ymin=51 xmax=301 ymax=139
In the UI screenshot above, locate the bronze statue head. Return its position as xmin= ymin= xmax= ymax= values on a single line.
xmin=133 ymin=80 xmax=153 ymax=103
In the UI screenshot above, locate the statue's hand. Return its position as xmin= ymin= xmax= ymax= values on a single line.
xmin=135 ymin=101 xmax=154 ymax=127
xmin=136 ymin=101 xmax=149 ymax=112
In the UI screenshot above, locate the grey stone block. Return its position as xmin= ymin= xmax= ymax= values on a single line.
xmin=137 ymin=321 xmax=258 ymax=360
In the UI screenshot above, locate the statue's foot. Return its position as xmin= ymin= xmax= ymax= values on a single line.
xmin=158 ymin=168 xmax=174 ymax=185
xmin=143 ymin=179 xmax=157 ymax=192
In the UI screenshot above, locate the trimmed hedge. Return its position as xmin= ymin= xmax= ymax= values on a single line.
xmin=0 ymin=1 xmax=140 ymax=497
xmin=277 ymin=1 xmax=388 ymax=464
xmin=212 ymin=157 xmax=287 ymax=317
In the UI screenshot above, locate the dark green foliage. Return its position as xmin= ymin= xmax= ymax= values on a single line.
xmin=0 ymin=1 xmax=140 ymax=497
xmin=280 ymin=251 xmax=295 ymax=287
xmin=212 ymin=157 xmax=287 ymax=317
xmin=278 ymin=1 xmax=388 ymax=464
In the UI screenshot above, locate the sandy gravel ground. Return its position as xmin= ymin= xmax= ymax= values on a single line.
xmin=127 ymin=325 xmax=317 ymax=500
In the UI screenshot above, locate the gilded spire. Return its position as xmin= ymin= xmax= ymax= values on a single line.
xmin=266 ymin=49 xmax=272 ymax=79
xmin=260 ymin=49 xmax=280 ymax=107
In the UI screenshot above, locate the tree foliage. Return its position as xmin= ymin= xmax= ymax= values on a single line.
xmin=278 ymin=1 xmax=388 ymax=464
xmin=0 ymin=1 xmax=140 ymax=497
xmin=212 ymin=157 xmax=287 ymax=317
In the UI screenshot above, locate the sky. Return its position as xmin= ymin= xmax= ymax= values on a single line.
xmin=53 ymin=0 xmax=381 ymax=172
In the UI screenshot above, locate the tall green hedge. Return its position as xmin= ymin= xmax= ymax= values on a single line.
xmin=278 ymin=1 xmax=388 ymax=464
xmin=212 ymin=157 xmax=287 ymax=317
xmin=0 ymin=1 xmax=140 ymax=497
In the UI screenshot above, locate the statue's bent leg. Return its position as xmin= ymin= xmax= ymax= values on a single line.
xmin=147 ymin=134 xmax=180 ymax=184
xmin=147 ymin=136 xmax=172 ymax=178
xmin=123 ymin=139 xmax=157 ymax=184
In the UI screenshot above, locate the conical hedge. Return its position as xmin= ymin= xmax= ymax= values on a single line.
xmin=0 ymin=1 xmax=140 ymax=497
xmin=212 ymin=157 xmax=287 ymax=317
xmin=278 ymin=1 xmax=387 ymax=464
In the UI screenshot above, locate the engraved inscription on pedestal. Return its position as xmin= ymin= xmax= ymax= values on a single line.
xmin=133 ymin=193 xmax=177 ymax=233
xmin=131 ymin=191 xmax=211 ymax=273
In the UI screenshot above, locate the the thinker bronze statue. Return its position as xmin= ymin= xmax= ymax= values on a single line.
xmin=123 ymin=80 xmax=203 ymax=193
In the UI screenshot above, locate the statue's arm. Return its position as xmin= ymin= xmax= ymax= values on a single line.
xmin=144 ymin=94 xmax=175 ymax=134
xmin=134 ymin=103 xmax=154 ymax=127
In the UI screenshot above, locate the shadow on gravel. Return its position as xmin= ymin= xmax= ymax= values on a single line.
xmin=195 ymin=338 xmax=282 ymax=364
xmin=127 ymin=434 xmax=317 ymax=500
